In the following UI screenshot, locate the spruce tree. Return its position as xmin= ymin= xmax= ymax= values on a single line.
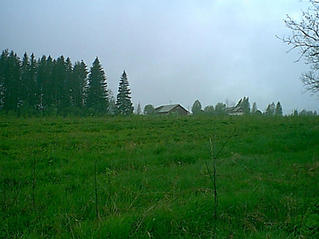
xmin=116 ymin=71 xmax=133 ymax=115
xmin=275 ymin=101 xmax=283 ymax=116
xmin=21 ymin=53 xmax=30 ymax=103
xmin=29 ymin=53 xmax=38 ymax=110
xmin=86 ymin=57 xmax=108 ymax=114
xmin=36 ymin=55 xmax=48 ymax=112
xmin=136 ymin=102 xmax=142 ymax=115
xmin=53 ymin=56 xmax=67 ymax=114
xmin=2 ymin=51 xmax=21 ymax=112
xmin=266 ymin=102 xmax=275 ymax=116
xmin=0 ymin=50 xmax=9 ymax=109
xmin=63 ymin=57 xmax=73 ymax=110
xmin=72 ymin=61 xmax=88 ymax=109
xmin=43 ymin=56 xmax=55 ymax=111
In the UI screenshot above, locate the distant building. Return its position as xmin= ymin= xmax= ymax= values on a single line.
xmin=154 ymin=104 xmax=189 ymax=116
xmin=226 ymin=106 xmax=244 ymax=116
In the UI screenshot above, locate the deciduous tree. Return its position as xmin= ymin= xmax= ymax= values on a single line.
xmin=282 ymin=0 xmax=319 ymax=93
xmin=144 ymin=104 xmax=155 ymax=115
xmin=192 ymin=100 xmax=202 ymax=115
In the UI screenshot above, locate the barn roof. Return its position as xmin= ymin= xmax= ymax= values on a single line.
xmin=226 ymin=106 xmax=244 ymax=113
xmin=155 ymin=104 xmax=180 ymax=113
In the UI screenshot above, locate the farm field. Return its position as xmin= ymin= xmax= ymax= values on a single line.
xmin=1 ymin=115 xmax=319 ymax=238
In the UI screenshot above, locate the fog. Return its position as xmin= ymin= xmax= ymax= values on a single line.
xmin=0 ymin=0 xmax=318 ymax=113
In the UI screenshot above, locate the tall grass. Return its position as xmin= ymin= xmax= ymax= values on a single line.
xmin=0 ymin=115 xmax=319 ymax=238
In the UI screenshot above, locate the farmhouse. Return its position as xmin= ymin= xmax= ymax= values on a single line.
xmin=226 ymin=106 xmax=244 ymax=116
xmin=155 ymin=104 xmax=189 ymax=116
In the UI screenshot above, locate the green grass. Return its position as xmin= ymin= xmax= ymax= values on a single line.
xmin=1 ymin=115 xmax=319 ymax=238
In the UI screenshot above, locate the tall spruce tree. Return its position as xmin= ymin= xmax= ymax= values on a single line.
xmin=63 ymin=57 xmax=73 ymax=110
xmin=86 ymin=57 xmax=108 ymax=114
xmin=0 ymin=50 xmax=9 ymax=109
xmin=116 ymin=71 xmax=133 ymax=115
xmin=29 ymin=53 xmax=38 ymax=110
xmin=2 ymin=51 xmax=22 ymax=112
xmin=21 ymin=53 xmax=30 ymax=105
xmin=43 ymin=56 xmax=54 ymax=111
xmin=54 ymin=56 xmax=67 ymax=114
xmin=36 ymin=55 xmax=48 ymax=112
xmin=72 ymin=61 xmax=88 ymax=109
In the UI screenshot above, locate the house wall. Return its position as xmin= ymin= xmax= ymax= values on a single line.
xmin=170 ymin=106 xmax=189 ymax=115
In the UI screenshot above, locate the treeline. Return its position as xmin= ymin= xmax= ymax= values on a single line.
xmin=186 ymin=97 xmax=317 ymax=116
xmin=0 ymin=50 xmax=133 ymax=116
xmin=189 ymin=97 xmax=284 ymax=116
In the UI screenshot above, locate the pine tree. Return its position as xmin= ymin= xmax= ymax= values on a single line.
xmin=86 ymin=57 xmax=108 ymax=114
xmin=275 ymin=101 xmax=283 ymax=116
xmin=116 ymin=71 xmax=133 ymax=115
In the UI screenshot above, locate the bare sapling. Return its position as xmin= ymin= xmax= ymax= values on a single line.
xmin=205 ymin=130 xmax=236 ymax=238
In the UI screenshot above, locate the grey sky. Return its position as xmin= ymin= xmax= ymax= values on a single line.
xmin=0 ymin=0 xmax=318 ymax=113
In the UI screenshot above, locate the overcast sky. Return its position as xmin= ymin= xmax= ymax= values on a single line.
xmin=0 ymin=0 xmax=318 ymax=113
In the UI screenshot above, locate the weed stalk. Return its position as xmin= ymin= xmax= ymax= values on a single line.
xmin=32 ymin=157 xmax=36 ymax=210
xmin=94 ymin=158 xmax=99 ymax=220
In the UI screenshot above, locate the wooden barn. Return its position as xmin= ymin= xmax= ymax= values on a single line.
xmin=155 ymin=104 xmax=189 ymax=116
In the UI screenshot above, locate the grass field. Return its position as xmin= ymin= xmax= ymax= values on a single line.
xmin=1 ymin=115 xmax=319 ymax=238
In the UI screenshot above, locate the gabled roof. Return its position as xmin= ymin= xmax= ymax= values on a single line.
xmin=226 ymin=106 xmax=244 ymax=113
xmin=155 ymin=104 xmax=180 ymax=113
